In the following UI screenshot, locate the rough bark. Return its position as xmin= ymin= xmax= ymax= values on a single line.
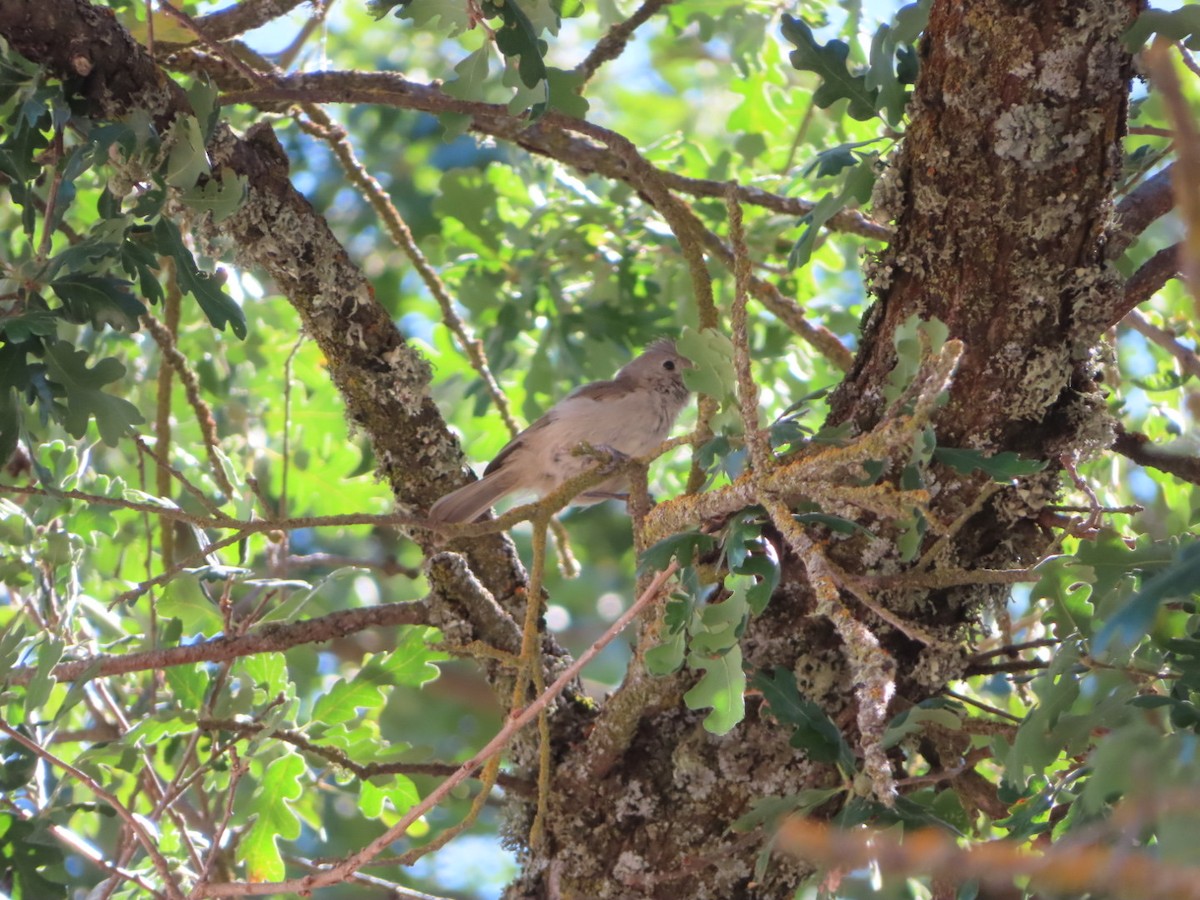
xmin=516 ymin=2 xmax=1138 ymax=897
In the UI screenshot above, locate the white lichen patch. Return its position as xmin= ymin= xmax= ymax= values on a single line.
xmin=1037 ymin=45 xmax=1084 ymax=98
xmin=611 ymin=850 xmax=647 ymax=881
xmin=613 ymin=780 xmax=657 ymax=822
xmin=993 ymin=104 xmax=1088 ymax=169
xmin=1010 ymin=346 xmax=1071 ymax=420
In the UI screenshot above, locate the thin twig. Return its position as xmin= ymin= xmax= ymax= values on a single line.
xmin=191 ymin=563 xmax=679 ymax=897
xmin=5 ymin=599 xmax=432 ymax=685
xmin=141 ymin=313 xmax=236 ymax=498
xmin=0 ymin=720 xmax=187 ymax=900
xmin=726 ymin=183 xmax=771 ymax=473
xmin=1122 ymin=306 xmax=1199 ymax=380
xmin=1108 ymin=243 xmax=1183 ymax=327
xmin=156 ymin=0 xmax=266 ymax=86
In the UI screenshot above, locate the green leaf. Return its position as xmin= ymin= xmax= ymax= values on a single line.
xmin=0 ymin=733 xmax=38 ymax=790
xmin=152 ymin=218 xmax=247 ymax=338
xmin=179 ymin=167 xmax=248 ymax=223
xmin=788 ymin=154 xmax=879 ymax=270
xmin=43 ymin=341 xmax=145 ymax=446
xmin=165 ymin=664 xmax=210 ymax=710
xmin=644 ymin=627 xmax=686 ymax=675
xmin=444 ymin=47 xmax=492 ymax=101
xmin=0 ymin=622 xmax=28 ymax=674
xmin=50 ymin=272 xmax=145 ymax=332
xmin=689 ymin=584 xmax=749 ymax=655
xmin=484 ymin=0 xmax=548 ymax=89
xmin=684 ymin=643 xmax=746 ymax=735
xmin=735 ymin=554 xmax=779 ymax=615
xmin=806 ymin=144 xmax=859 ymax=178
xmin=164 ymin=115 xmax=211 ymax=188
xmin=781 ymin=15 xmax=878 ymax=121
xmin=384 ymin=0 xmax=472 ymax=34
xmin=359 ymin=775 xmax=420 ymax=819
xmin=1094 ymin=540 xmax=1200 ymax=659
xmin=752 ymin=668 xmax=855 ymax=771
xmin=368 ymin=627 xmax=445 ymax=688
xmin=120 ymin=229 xmax=165 ymax=305
xmin=0 ymin=309 xmax=58 ymax=342
xmin=1124 ymin=7 xmax=1200 ymax=51
xmin=538 ymin=67 xmax=590 ymax=119
xmin=239 ymin=752 xmax=305 ymax=882
xmin=731 ymin=787 xmax=841 ymax=832
xmin=25 ymin=637 xmax=63 ymax=718
xmin=313 ymin=672 xmax=387 ymax=727
xmin=0 ymin=817 xmax=69 ymax=898
xmin=788 ymin=193 xmax=842 ymax=270
xmin=186 ymin=76 xmax=220 ymax=140
xmin=882 ymin=699 xmax=963 ymax=749
xmin=638 ymin=531 xmax=716 ymax=576
xmin=884 ymin=314 xmax=948 ymax=406
xmin=933 ymin=447 xmax=1049 ymax=481
xmin=678 ymin=326 xmax=737 ymax=402
xmin=53 ymin=659 xmax=101 ymax=724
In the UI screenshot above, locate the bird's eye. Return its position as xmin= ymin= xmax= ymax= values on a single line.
xmin=663 ymin=360 xmax=676 ymax=371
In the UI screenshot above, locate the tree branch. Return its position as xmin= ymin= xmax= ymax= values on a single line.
xmin=1105 ymin=242 xmax=1182 ymax=328
xmin=199 ymin=718 xmax=534 ymax=795
xmin=1112 ymin=425 xmax=1200 ymax=487
xmin=0 ymin=721 xmax=186 ymax=900
xmin=189 ymin=0 xmax=312 ymax=42
xmin=192 ymin=564 xmax=680 ymax=897
xmin=575 ymin=0 xmax=674 ymax=84
xmin=1112 ymin=164 xmax=1176 ymax=257
xmin=217 ymin=73 xmax=889 ymax=241
xmin=1122 ymin=308 xmax=1200 ymax=381
xmin=6 ymin=599 xmax=432 ymax=686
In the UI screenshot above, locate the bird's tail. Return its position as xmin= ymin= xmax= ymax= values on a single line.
xmin=428 ymin=468 xmax=522 ymax=524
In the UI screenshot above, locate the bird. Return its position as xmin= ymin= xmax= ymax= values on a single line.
xmin=428 ymin=340 xmax=692 ymax=524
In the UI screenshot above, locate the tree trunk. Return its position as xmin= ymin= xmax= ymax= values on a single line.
xmin=513 ymin=2 xmax=1138 ymax=897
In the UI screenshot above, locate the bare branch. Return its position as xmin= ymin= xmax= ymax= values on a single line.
xmin=1113 ymin=425 xmax=1200 ymax=487
xmin=1122 ymin=307 xmax=1200 ymax=381
xmin=200 ymin=717 xmax=534 ymax=795
xmin=575 ymin=0 xmax=674 ymax=84
xmin=1112 ymin=164 xmax=1176 ymax=257
xmin=192 ymin=564 xmax=680 ymax=897
xmin=778 ymin=814 xmax=1200 ymax=899
xmin=6 ymin=599 xmax=432 ymax=686
xmin=1105 ymin=242 xmax=1182 ymax=327
xmin=285 ymin=552 xmax=421 ymax=578
xmin=191 ymin=0 xmax=313 ymax=41
xmin=218 ymin=73 xmax=889 ymax=240
xmin=0 ymin=721 xmax=187 ymax=899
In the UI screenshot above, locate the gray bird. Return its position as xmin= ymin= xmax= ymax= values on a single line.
xmin=429 ymin=340 xmax=692 ymax=523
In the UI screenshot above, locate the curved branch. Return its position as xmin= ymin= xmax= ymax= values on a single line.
xmin=200 ymin=717 xmax=535 ymax=795
xmin=6 ymin=599 xmax=432 ymax=686
xmin=1122 ymin=308 xmax=1200 ymax=381
xmin=1103 ymin=242 xmax=1181 ymax=328
xmin=1111 ymin=164 xmax=1176 ymax=257
xmin=1113 ymin=425 xmax=1200 ymax=487
xmin=192 ymin=0 xmax=311 ymax=41
xmin=218 ymin=72 xmax=890 ymax=241
xmin=575 ymin=0 xmax=674 ymax=84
